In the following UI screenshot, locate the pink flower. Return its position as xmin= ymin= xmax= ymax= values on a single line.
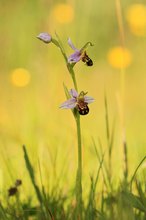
xmin=60 ymin=89 xmax=94 ymax=115
xmin=67 ymin=38 xmax=93 ymax=66
xmin=37 ymin=33 xmax=52 ymax=43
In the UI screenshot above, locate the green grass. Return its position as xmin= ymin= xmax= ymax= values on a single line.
xmin=1 ymin=96 xmax=146 ymax=219
xmin=0 ymin=93 xmax=146 ymax=219
xmin=0 ymin=144 xmax=146 ymax=220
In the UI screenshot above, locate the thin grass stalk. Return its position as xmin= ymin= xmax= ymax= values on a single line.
xmin=92 ymin=139 xmax=105 ymax=195
xmin=115 ymin=0 xmax=129 ymax=182
xmin=130 ymin=156 xmax=146 ymax=191
xmin=123 ymin=135 xmax=128 ymax=181
xmin=0 ymin=147 xmax=14 ymax=184
xmin=104 ymin=93 xmax=111 ymax=179
xmin=23 ymin=145 xmax=43 ymax=205
xmin=115 ymin=0 xmax=125 ymax=125
xmin=97 ymin=138 xmax=110 ymax=190
xmin=104 ymin=93 xmax=116 ymax=189
xmin=0 ymin=203 xmax=8 ymax=220
xmin=38 ymin=160 xmax=54 ymax=220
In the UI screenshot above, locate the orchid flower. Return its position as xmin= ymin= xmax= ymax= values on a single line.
xmin=37 ymin=32 xmax=52 ymax=43
xmin=67 ymin=38 xmax=93 ymax=65
xmin=60 ymin=89 xmax=94 ymax=115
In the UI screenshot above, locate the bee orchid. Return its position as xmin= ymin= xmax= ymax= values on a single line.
xmin=67 ymin=38 xmax=93 ymax=65
xmin=60 ymin=89 xmax=94 ymax=115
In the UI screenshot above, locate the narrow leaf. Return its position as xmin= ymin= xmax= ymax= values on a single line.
xmin=23 ymin=145 xmax=43 ymax=204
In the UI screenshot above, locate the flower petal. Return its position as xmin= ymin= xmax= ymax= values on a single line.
xmin=59 ymin=98 xmax=76 ymax=109
xmin=84 ymin=96 xmax=95 ymax=104
xmin=68 ymin=38 xmax=77 ymax=51
xmin=68 ymin=50 xmax=82 ymax=63
xmin=69 ymin=89 xmax=78 ymax=98
xmin=37 ymin=33 xmax=52 ymax=43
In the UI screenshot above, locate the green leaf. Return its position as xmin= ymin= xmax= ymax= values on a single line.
xmin=122 ymin=191 xmax=146 ymax=213
xmin=23 ymin=145 xmax=43 ymax=205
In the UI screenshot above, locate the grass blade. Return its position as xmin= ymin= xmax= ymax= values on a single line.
xmin=130 ymin=156 xmax=146 ymax=191
xmin=23 ymin=145 xmax=43 ymax=205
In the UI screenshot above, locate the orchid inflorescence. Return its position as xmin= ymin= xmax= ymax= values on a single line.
xmin=37 ymin=31 xmax=94 ymax=219
xmin=37 ymin=32 xmax=94 ymax=116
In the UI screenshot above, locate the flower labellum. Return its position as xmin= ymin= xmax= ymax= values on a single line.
xmin=67 ymin=38 xmax=93 ymax=66
xmin=37 ymin=33 xmax=52 ymax=43
xmin=81 ymin=51 xmax=93 ymax=66
xmin=60 ymin=89 xmax=94 ymax=115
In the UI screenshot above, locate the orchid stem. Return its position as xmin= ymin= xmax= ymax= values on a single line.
xmin=68 ymin=64 xmax=82 ymax=219
xmin=75 ymin=113 xmax=83 ymax=220
xmin=55 ymin=35 xmax=82 ymax=218
xmin=72 ymin=72 xmax=78 ymax=92
xmin=67 ymin=64 xmax=78 ymax=91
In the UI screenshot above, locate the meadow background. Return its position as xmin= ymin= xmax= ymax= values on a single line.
xmin=0 ymin=0 xmax=146 ymax=206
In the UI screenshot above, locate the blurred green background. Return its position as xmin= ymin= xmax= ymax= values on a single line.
xmin=0 ymin=0 xmax=146 ymax=198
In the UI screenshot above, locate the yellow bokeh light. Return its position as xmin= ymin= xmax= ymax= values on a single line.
xmin=126 ymin=4 xmax=146 ymax=36
xmin=10 ymin=68 xmax=31 ymax=87
xmin=107 ymin=47 xmax=132 ymax=69
xmin=52 ymin=3 xmax=74 ymax=24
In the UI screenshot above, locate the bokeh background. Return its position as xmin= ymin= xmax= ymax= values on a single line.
xmin=1 ymin=0 xmax=146 ymax=199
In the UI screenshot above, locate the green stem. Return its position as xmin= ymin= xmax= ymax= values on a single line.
xmin=69 ymin=66 xmax=82 ymax=219
xmin=53 ymin=36 xmax=82 ymax=218
xmin=67 ymin=64 xmax=78 ymax=91
xmin=75 ymin=113 xmax=82 ymax=219
xmin=130 ymin=156 xmax=146 ymax=191
xmin=71 ymin=71 xmax=78 ymax=92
